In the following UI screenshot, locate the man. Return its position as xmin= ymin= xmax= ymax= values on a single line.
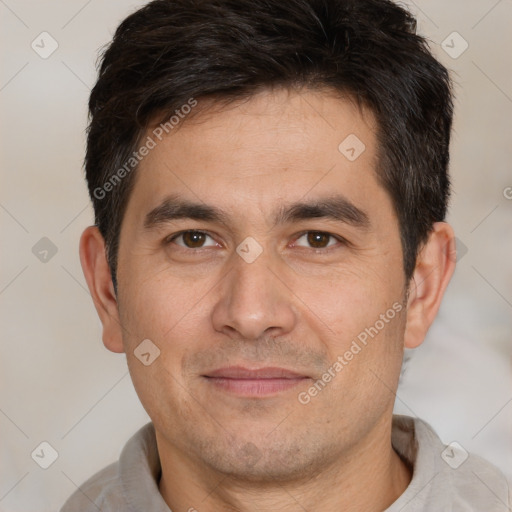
xmin=61 ymin=0 xmax=510 ymax=510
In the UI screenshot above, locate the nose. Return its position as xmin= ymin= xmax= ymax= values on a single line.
xmin=211 ymin=247 xmax=297 ymax=341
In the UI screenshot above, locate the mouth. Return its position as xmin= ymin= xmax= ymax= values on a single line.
xmin=202 ymin=366 xmax=311 ymax=396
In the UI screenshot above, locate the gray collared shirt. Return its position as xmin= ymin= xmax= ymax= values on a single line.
xmin=60 ymin=415 xmax=510 ymax=511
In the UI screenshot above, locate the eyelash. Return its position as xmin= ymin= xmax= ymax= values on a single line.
xmin=164 ymin=230 xmax=348 ymax=254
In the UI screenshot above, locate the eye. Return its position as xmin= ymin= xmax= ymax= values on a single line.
xmin=293 ymin=231 xmax=344 ymax=250
xmin=165 ymin=230 xmax=218 ymax=249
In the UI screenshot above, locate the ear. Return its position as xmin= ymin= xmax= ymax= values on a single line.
xmin=79 ymin=226 xmax=125 ymax=353
xmin=403 ymin=222 xmax=456 ymax=349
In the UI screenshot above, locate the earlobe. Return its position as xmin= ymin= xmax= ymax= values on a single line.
xmin=79 ymin=226 xmax=125 ymax=353
xmin=403 ymin=222 xmax=456 ymax=349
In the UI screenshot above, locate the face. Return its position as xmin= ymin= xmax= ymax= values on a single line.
xmin=114 ymin=88 xmax=409 ymax=480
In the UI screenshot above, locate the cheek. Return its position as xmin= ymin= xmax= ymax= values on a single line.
xmin=311 ymin=298 xmax=406 ymax=419
xmin=118 ymin=265 xmax=210 ymax=344
xmin=293 ymin=260 xmax=404 ymax=346
xmin=118 ymin=273 xmax=203 ymax=415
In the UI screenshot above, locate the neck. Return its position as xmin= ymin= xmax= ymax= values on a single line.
xmin=157 ymin=415 xmax=412 ymax=512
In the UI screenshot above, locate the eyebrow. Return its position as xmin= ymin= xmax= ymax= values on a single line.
xmin=143 ymin=193 xmax=371 ymax=231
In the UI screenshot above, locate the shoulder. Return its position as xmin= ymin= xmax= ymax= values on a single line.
xmin=394 ymin=417 xmax=510 ymax=512
xmin=59 ymin=422 xmax=158 ymax=511
xmin=449 ymin=449 xmax=510 ymax=510
xmin=59 ymin=461 xmax=125 ymax=511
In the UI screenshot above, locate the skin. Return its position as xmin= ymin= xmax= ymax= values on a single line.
xmin=80 ymin=87 xmax=456 ymax=511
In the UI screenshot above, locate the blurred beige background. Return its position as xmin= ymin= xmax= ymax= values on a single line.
xmin=1 ymin=1 xmax=511 ymax=510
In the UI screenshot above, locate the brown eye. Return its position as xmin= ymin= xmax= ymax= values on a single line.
xmin=294 ymin=231 xmax=340 ymax=250
xmin=181 ymin=231 xmax=206 ymax=248
xmin=306 ymin=232 xmax=331 ymax=248
xmin=167 ymin=230 xmax=217 ymax=249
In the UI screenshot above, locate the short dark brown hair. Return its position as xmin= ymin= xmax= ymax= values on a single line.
xmin=85 ymin=0 xmax=453 ymax=291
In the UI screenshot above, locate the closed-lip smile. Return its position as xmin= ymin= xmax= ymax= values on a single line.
xmin=203 ymin=366 xmax=310 ymax=396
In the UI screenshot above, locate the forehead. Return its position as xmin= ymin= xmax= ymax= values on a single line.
xmin=124 ymin=88 xmax=393 ymax=228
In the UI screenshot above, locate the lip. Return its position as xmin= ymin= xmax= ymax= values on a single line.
xmin=204 ymin=366 xmax=307 ymax=379
xmin=203 ymin=366 xmax=310 ymax=396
